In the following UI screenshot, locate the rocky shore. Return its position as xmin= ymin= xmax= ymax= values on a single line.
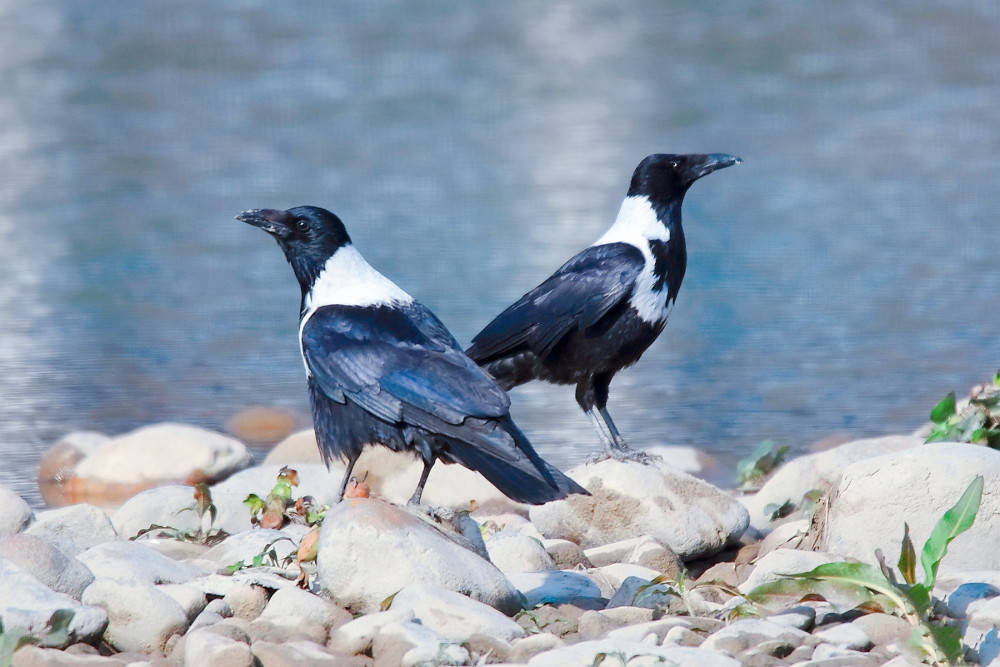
xmin=3 ymin=418 xmax=1000 ymax=666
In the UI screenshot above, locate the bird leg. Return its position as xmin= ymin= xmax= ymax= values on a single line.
xmin=407 ymin=455 xmax=436 ymax=506
xmin=599 ymin=407 xmax=661 ymax=464
xmin=584 ymin=408 xmax=618 ymax=463
xmin=335 ymin=454 xmax=360 ymax=502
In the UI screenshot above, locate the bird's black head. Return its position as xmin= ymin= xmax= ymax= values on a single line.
xmin=628 ymin=153 xmax=741 ymax=206
xmin=236 ymin=205 xmax=351 ymax=290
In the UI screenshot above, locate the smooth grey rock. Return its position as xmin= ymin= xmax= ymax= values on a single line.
xmin=589 ymin=562 xmax=662 ymax=593
xmin=542 ymin=538 xmax=591 ymax=569
xmin=187 ymin=571 xmax=299 ymax=600
xmin=24 ymin=505 xmax=116 ymax=556
xmin=11 ymin=645 xmax=125 ymax=666
xmin=316 ymin=498 xmax=520 ymax=614
xmin=0 ymin=484 xmax=33 ymax=536
xmin=157 ymin=583 xmax=207 ymax=621
xmin=528 ymin=640 xmax=741 ymax=666
xmin=390 ymin=584 xmax=526 ymax=643
xmin=585 ymin=537 xmax=655 ymax=567
xmin=849 ymin=612 xmax=911 ymax=647
xmin=700 ymin=618 xmax=811 ymax=657
xmin=0 ymin=557 xmax=107 ymax=648
xmin=664 ymin=625 xmax=703 ymax=647
xmin=813 ymin=622 xmax=873 ymax=650
xmin=511 ymin=633 xmax=564 ymax=662
xmin=606 ymin=575 xmax=676 ymax=611
xmin=824 ymin=444 xmax=1000 ymax=577
xmin=485 ymin=530 xmax=555 ymax=574
xmin=506 ymin=570 xmax=603 ymax=608
xmin=73 ymin=423 xmax=252 ymax=485
xmin=770 ymin=604 xmax=816 ymax=631
xmin=0 ymin=534 xmax=94 ymax=599
xmin=184 ymin=627 xmax=254 ymax=667
xmin=945 ymin=582 xmax=1000 ymax=618
xmin=371 ymin=620 xmax=469 ymax=667
xmin=739 ymin=548 xmax=842 ymax=594
xmin=82 ymin=578 xmax=188 ymax=652
xmin=253 ymin=639 xmax=356 ymax=666
xmin=529 ymin=459 xmax=748 ymax=559
xmin=757 ymin=519 xmax=810 ymax=556
xmin=327 ymin=608 xmax=416 ymax=655
xmin=259 ymin=586 xmax=351 ymax=632
xmin=77 ymin=540 xmax=199 ymax=584
xmin=740 ymin=435 xmax=920 ymax=531
xmin=223 ymin=581 xmax=270 ymax=621
xmin=606 ymin=618 xmax=697 ymax=643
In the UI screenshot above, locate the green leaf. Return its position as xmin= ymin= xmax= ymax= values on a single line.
xmin=921 ymin=475 xmax=984 ymax=588
xmin=904 ymin=582 xmax=932 ymax=615
xmin=929 ymin=622 xmax=965 ymax=664
xmin=251 ymin=553 xmax=264 ymax=568
xmin=270 ymin=481 xmax=293 ymax=501
xmin=897 ymin=523 xmax=916 ymax=585
xmin=40 ymin=609 xmax=75 ymax=648
xmin=929 ymin=392 xmax=957 ymax=423
xmin=243 ymin=494 xmax=264 ymax=513
xmin=745 ymin=576 xmax=884 ymax=614
xmin=379 ymin=590 xmax=399 ymax=612
xmin=225 ymin=560 xmax=244 ymax=574
xmin=784 ymin=562 xmax=912 ymax=612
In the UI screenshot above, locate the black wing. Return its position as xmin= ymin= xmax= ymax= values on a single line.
xmin=466 ymin=242 xmax=644 ymax=362
xmin=301 ymin=304 xmax=511 ymax=431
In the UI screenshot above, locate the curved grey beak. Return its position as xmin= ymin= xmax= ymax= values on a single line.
xmin=692 ymin=154 xmax=742 ymax=180
xmin=236 ymin=209 xmax=293 ymax=238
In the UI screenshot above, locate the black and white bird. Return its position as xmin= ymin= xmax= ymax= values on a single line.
xmin=237 ymin=206 xmax=586 ymax=505
xmin=466 ymin=153 xmax=741 ymax=462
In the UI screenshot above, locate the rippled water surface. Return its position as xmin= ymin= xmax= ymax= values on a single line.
xmin=1 ymin=1 xmax=999 ymax=505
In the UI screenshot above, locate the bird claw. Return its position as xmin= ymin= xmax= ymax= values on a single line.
xmin=586 ymin=445 xmax=661 ymax=465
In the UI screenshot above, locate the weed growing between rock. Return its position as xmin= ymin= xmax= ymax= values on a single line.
xmin=927 ymin=371 xmax=1000 ymax=447
xmin=131 ymin=483 xmax=228 ymax=546
xmin=747 ymin=475 xmax=985 ymax=666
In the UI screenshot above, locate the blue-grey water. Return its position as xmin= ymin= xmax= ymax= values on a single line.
xmin=1 ymin=1 xmax=999 ymax=506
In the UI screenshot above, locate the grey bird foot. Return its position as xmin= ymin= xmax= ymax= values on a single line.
xmin=587 ymin=446 xmax=661 ymax=465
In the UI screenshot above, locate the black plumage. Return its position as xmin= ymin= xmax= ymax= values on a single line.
xmin=467 ymin=153 xmax=740 ymax=462
xmin=237 ymin=205 xmax=586 ymax=505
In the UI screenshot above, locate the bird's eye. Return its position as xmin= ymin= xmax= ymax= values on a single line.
xmin=296 ymin=220 xmax=309 ymax=232
xmin=668 ymin=162 xmax=678 ymax=169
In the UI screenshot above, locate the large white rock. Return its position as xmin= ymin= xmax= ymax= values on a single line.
xmin=72 ymin=423 xmax=252 ymax=485
xmin=0 ymin=534 xmax=94 ymax=599
xmin=528 ymin=640 xmax=741 ymax=666
xmin=258 ymin=587 xmax=351 ymax=633
xmin=82 ymin=578 xmax=189 ymax=653
xmin=327 ymin=607 xmax=415 ymax=655
xmin=528 ymin=459 xmax=748 ymax=559
xmin=823 ymin=443 xmax=1000 ymax=577
xmin=77 ymin=540 xmax=200 ymax=585
xmin=316 ymin=498 xmax=521 ymax=614
xmin=371 ymin=620 xmax=470 ymax=667
xmin=0 ymin=484 xmax=32 ymax=536
xmin=184 ymin=627 xmax=254 ymax=667
xmin=24 ymin=504 xmax=117 ymax=556
xmin=389 ymin=584 xmax=526 ymax=643
xmin=0 ymin=557 xmax=107 ymax=648
xmin=741 ymin=435 xmax=921 ymax=530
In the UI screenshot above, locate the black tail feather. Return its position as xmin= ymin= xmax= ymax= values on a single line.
xmin=443 ymin=418 xmax=588 ymax=505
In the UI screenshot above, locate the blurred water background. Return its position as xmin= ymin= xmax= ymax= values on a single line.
xmin=1 ymin=1 xmax=999 ymax=506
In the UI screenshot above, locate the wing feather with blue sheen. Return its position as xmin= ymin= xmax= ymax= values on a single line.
xmin=467 ymin=242 xmax=644 ymax=361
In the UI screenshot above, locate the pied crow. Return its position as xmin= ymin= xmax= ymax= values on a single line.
xmin=466 ymin=153 xmax=740 ymax=462
xmin=237 ymin=206 xmax=587 ymax=505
